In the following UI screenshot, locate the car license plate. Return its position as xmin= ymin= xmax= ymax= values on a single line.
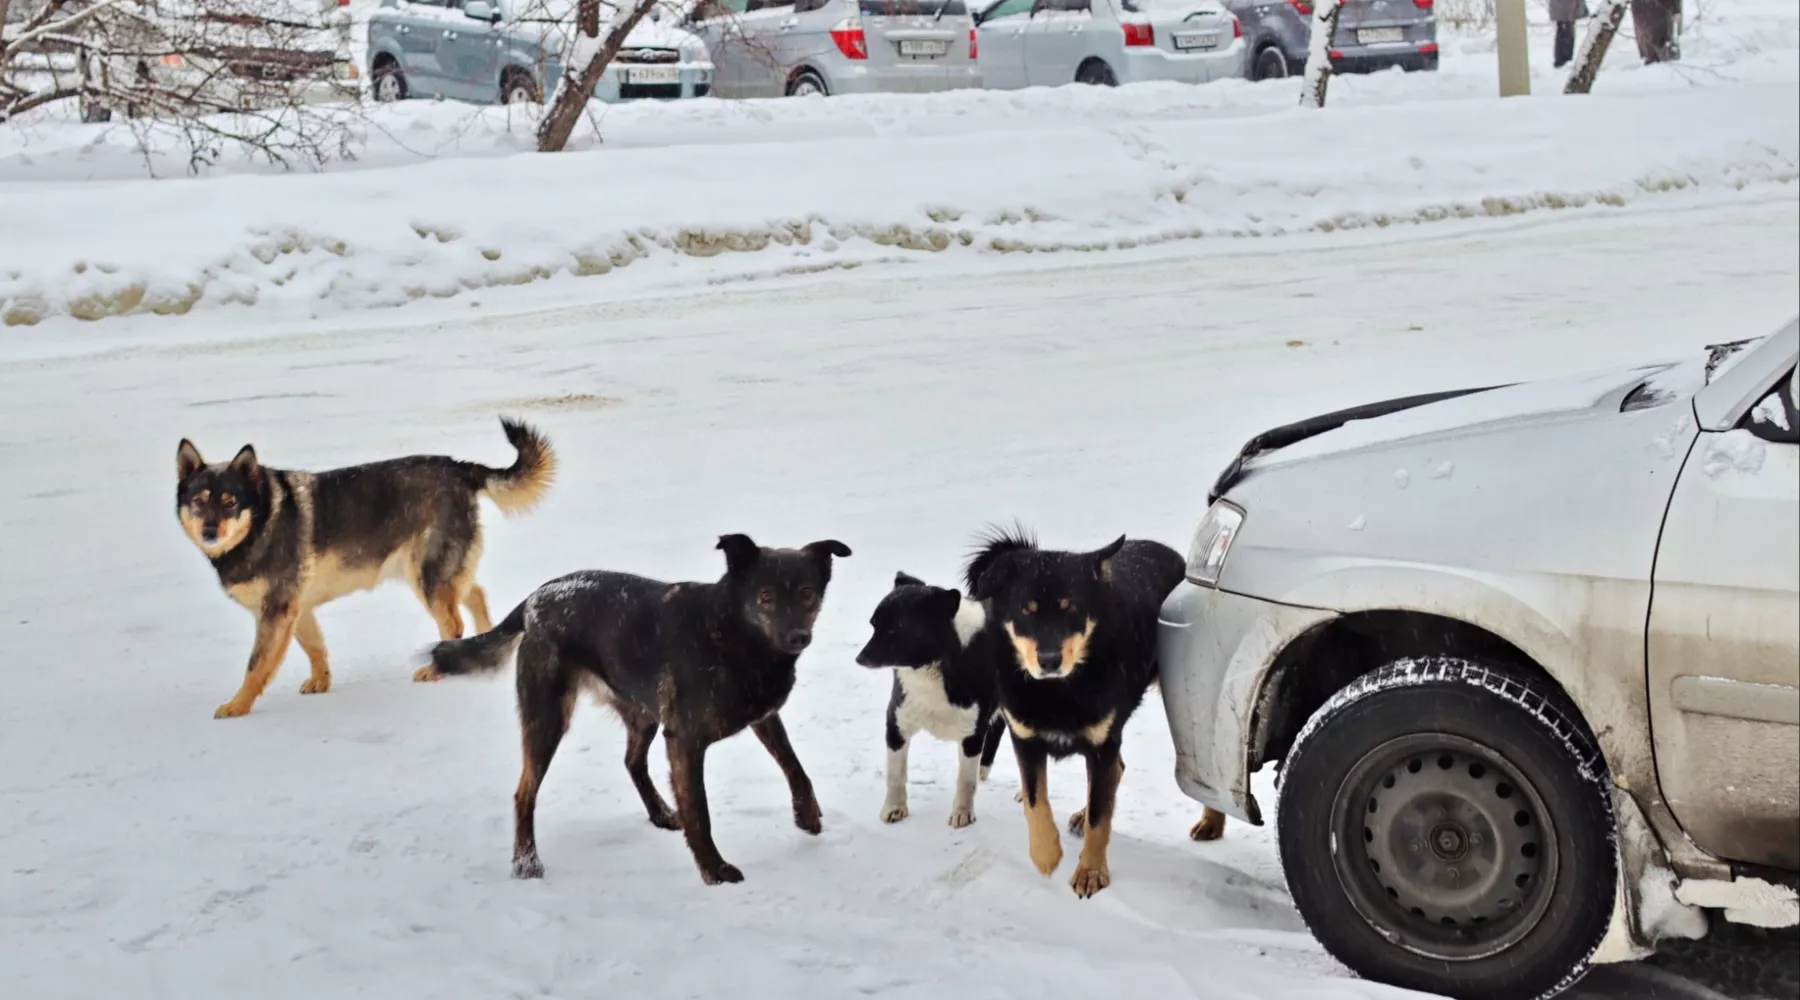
xmin=1357 ymin=27 xmax=1404 ymax=44
xmin=899 ymin=39 xmax=949 ymax=56
xmin=1173 ymin=30 xmax=1220 ymax=50
xmin=626 ymin=66 xmax=681 ymax=84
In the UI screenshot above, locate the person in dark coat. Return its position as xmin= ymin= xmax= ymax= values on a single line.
xmin=1549 ymin=0 xmax=1590 ymax=69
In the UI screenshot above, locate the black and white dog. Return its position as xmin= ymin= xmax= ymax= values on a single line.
xmin=854 ymin=572 xmax=1006 ymax=827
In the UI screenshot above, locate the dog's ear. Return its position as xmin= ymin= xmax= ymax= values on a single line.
xmin=970 ymin=552 xmax=1017 ymax=601
xmin=894 ymin=570 xmax=926 ymax=589
xmin=925 ymin=586 xmax=962 ymax=619
xmin=1091 ymin=535 xmax=1127 ymax=582
xmin=804 ymin=539 xmax=852 ymax=560
xmin=177 ymin=439 xmax=205 ymax=481
xmin=716 ymin=533 xmax=761 ymax=576
xmin=228 ymin=444 xmax=262 ymax=488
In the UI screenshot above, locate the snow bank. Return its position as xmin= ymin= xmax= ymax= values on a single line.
xmin=2 ymin=81 xmax=1794 ymax=328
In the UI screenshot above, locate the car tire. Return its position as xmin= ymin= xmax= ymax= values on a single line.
xmin=372 ymin=59 xmax=408 ymax=103
xmin=501 ymin=70 xmax=541 ymax=105
xmin=1276 ymin=658 xmax=1616 ymax=1000
xmin=787 ymin=70 xmax=828 ymax=97
xmin=1075 ymin=59 xmax=1117 ymax=87
xmin=1252 ymin=45 xmax=1289 ymax=81
xmin=80 ymin=101 xmax=113 ymax=123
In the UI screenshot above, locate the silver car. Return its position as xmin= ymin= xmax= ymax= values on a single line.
xmin=1159 ymin=319 xmax=1800 ymax=998
xmin=973 ymin=0 xmax=1244 ymax=89
xmin=685 ymin=0 xmax=980 ymax=99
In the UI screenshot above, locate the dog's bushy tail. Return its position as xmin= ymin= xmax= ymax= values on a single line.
xmin=481 ymin=418 xmax=557 ymax=515
xmin=429 ymin=601 xmax=528 ymax=677
xmin=962 ymin=521 xmax=1037 ymax=596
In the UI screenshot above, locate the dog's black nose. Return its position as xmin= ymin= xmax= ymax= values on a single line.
xmin=854 ymin=649 xmax=872 ymax=666
xmin=1037 ymin=649 xmax=1064 ymax=674
xmin=786 ymin=629 xmax=813 ymax=650
xmin=201 ymin=527 xmax=218 ymax=542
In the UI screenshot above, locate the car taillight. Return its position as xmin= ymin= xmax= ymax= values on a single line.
xmin=1232 ymin=16 xmax=1242 ymax=38
xmin=1412 ymin=0 xmax=1432 ymax=7
xmin=970 ymin=26 xmax=978 ymax=59
xmin=831 ymin=19 xmax=869 ymax=60
xmin=1122 ymin=21 xmax=1154 ymax=46
xmin=1419 ymin=42 xmax=1438 ymax=53
xmin=1289 ymin=0 xmax=1314 ymax=14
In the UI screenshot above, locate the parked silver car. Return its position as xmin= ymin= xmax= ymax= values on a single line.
xmin=368 ymin=0 xmax=713 ymax=105
xmin=973 ymin=0 xmax=1243 ymax=89
xmin=1159 ymin=319 xmax=1800 ymax=998
xmin=685 ymin=0 xmax=979 ymax=99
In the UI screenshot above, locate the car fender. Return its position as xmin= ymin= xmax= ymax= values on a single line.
xmin=1271 ymin=562 xmax=1660 ymax=818
xmin=367 ymin=36 xmax=406 ymax=70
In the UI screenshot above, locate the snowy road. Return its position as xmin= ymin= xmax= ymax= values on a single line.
xmin=2 ymin=199 xmax=1797 ymax=999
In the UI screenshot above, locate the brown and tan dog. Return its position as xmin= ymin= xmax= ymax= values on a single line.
xmin=174 ymin=418 xmax=554 ymax=719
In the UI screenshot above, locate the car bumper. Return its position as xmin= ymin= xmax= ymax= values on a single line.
xmin=1119 ymin=39 xmax=1248 ymax=85
xmin=828 ymin=63 xmax=982 ymax=95
xmin=1328 ymin=41 xmax=1438 ymax=73
xmin=592 ymin=61 xmax=714 ymax=102
xmin=1157 ymin=579 xmax=1336 ymax=825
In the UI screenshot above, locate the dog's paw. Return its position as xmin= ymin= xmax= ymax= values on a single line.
xmin=880 ymin=801 xmax=909 ymax=824
xmin=1067 ymin=808 xmax=1087 ymax=838
xmin=979 ymin=765 xmax=992 ymax=782
xmin=649 ymin=809 xmax=681 ymax=831
xmin=213 ymin=701 xmax=250 ymax=719
xmin=700 ymin=862 xmax=744 ymax=886
xmin=1029 ymin=834 xmax=1064 ymax=877
xmin=793 ymin=797 xmax=823 ymax=836
xmin=411 ymin=666 xmax=441 ymax=683
xmin=1070 ymin=863 xmax=1111 ymax=898
xmin=511 ymin=851 xmax=544 ymax=880
xmin=1189 ymin=810 xmax=1227 ymax=842
xmin=1013 ymin=788 xmax=1025 ymax=804
xmin=947 ymin=806 xmax=975 ymax=829
xmin=299 ymin=675 xmax=331 ymax=695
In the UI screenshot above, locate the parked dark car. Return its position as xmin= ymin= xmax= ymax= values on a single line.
xmin=1224 ymin=0 xmax=1435 ymax=81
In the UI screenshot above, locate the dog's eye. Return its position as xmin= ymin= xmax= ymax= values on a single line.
xmin=1025 ymin=600 xmax=1038 ymax=614
xmin=194 ymin=489 xmax=210 ymax=504
xmin=219 ymin=495 xmax=237 ymax=511
xmin=757 ymin=588 xmax=775 ymax=605
xmin=798 ymin=587 xmax=816 ymax=605
xmin=1058 ymin=598 xmax=1071 ymax=612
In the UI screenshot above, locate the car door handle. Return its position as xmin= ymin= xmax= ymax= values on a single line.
xmin=445 ymin=30 xmax=459 ymax=39
xmin=397 ymin=24 xmax=410 ymax=33
xmin=779 ymin=17 xmax=797 ymax=28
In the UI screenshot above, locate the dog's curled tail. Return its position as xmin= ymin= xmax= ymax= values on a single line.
xmin=428 ymin=601 xmax=528 ymax=677
xmin=482 ymin=417 xmax=557 ymax=515
xmin=962 ymin=521 xmax=1038 ymax=597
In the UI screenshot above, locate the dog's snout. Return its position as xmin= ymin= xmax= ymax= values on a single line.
xmin=854 ymin=648 xmax=872 ymax=667
xmin=1037 ymin=649 xmax=1064 ymax=674
xmin=200 ymin=523 xmax=219 ymax=542
xmin=786 ymin=629 xmax=813 ymax=650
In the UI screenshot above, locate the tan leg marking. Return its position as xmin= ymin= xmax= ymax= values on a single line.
xmin=295 ymin=609 xmax=331 ymax=695
xmin=1023 ymin=764 xmax=1062 ymax=876
xmin=216 ymin=607 xmax=300 ymax=719
xmin=462 ymin=583 xmax=493 ymax=634
xmin=1190 ymin=807 xmax=1228 ymax=842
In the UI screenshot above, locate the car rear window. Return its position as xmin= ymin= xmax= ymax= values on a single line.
xmin=860 ymin=0 xmax=969 ymax=16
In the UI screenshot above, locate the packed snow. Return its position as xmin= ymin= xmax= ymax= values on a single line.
xmin=4 ymin=196 xmax=1794 ymax=1000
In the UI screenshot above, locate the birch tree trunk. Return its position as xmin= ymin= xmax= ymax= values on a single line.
xmin=1563 ymin=0 xmax=1628 ymax=94
xmin=536 ymin=0 xmax=662 ymax=153
xmin=1298 ymin=0 xmax=1344 ymax=109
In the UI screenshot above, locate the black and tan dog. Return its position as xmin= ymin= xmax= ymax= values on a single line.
xmin=421 ymin=534 xmax=851 ymax=886
xmin=965 ymin=525 xmax=1223 ymax=898
xmin=174 ymin=418 xmax=555 ymax=719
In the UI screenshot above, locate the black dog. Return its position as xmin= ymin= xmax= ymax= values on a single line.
xmin=423 ymin=534 xmax=851 ymax=886
xmin=854 ymin=572 xmax=1006 ymax=828
xmin=964 ymin=526 xmax=1183 ymax=898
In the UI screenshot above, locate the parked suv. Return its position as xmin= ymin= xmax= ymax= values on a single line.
xmin=973 ymin=0 xmax=1244 ymax=90
xmin=1158 ymin=318 xmax=1800 ymax=998
xmin=78 ymin=0 xmax=357 ymax=122
xmin=1226 ymin=0 xmax=1435 ymax=81
xmin=368 ymin=0 xmax=713 ymax=105
xmin=685 ymin=0 xmax=980 ymax=99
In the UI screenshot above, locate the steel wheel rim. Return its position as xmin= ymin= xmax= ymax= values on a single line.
xmin=794 ymin=78 xmax=821 ymax=96
xmin=507 ymin=85 xmax=534 ymax=104
xmin=1259 ymin=49 xmax=1286 ymax=79
xmin=1330 ymin=732 xmax=1559 ymax=961
xmin=376 ymin=74 xmax=401 ymax=102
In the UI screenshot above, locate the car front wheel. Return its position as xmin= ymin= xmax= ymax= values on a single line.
xmin=372 ymin=61 xmax=407 ymax=103
xmin=1277 ymin=658 xmax=1616 ymax=1000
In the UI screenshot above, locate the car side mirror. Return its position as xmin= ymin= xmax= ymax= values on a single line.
xmin=464 ymin=0 xmax=499 ymax=21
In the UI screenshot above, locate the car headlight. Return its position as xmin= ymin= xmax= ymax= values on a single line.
xmin=1184 ymin=499 xmax=1244 ymax=587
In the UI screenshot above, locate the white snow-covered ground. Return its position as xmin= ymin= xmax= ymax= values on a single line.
xmin=2 ymin=198 xmax=1797 ymax=1000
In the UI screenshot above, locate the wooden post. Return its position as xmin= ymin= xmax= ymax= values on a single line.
xmin=1495 ymin=0 xmax=1530 ymax=97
